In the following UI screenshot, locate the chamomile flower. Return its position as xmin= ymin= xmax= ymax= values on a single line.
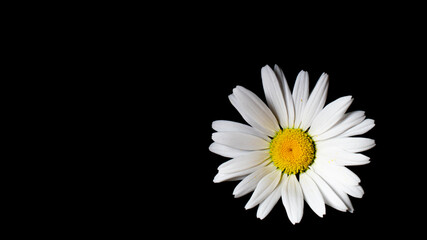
xmin=210 ymin=65 xmax=375 ymax=224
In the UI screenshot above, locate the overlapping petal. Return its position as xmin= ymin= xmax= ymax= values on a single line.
xmin=292 ymin=70 xmax=309 ymax=128
xmin=212 ymin=120 xmax=271 ymax=141
xmin=314 ymin=111 xmax=365 ymax=141
xmin=281 ymin=174 xmax=304 ymax=224
xmin=299 ymin=172 xmax=326 ymax=217
xmin=274 ymin=65 xmax=295 ymax=128
xmin=309 ymin=96 xmax=353 ymax=136
xmin=300 ymin=73 xmax=329 ymax=131
xmin=233 ymin=164 xmax=276 ymax=198
xmin=316 ymin=137 xmax=376 ymax=153
xmin=212 ymin=132 xmax=270 ymax=150
xmin=261 ymin=65 xmax=288 ymax=129
xmin=257 ymin=179 xmax=284 ymax=220
xmin=245 ymin=169 xmax=282 ymax=209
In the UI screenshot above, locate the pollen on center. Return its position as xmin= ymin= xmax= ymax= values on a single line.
xmin=269 ymin=128 xmax=316 ymax=175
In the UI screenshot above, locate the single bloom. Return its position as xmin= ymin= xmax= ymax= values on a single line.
xmin=210 ymin=65 xmax=375 ymax=224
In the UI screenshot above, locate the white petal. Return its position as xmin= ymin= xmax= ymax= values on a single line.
xmin=213 ymin=173 xmax=244 ymax=183
xmin=342 ymin=184 xmax=364 ymax=198
xmin=212 ymin=132 xmax=270 ymax=150
xmin=305 ymin=169 xmax=347 ymax=212
xmin=281 ymin=174 xmax=304 ymax=224
xmin=299 ymin=173 xmax=326 ymax=217
xmin=300 ymin=73 xmax=329 ymax=131
xmin=233 ymin=164 xmax=276 ymax=198
xmin=292 ymin=70 xmax=309 ymax=128
xmin=261 ymin=65 xmax=288 ymax=129
xmin=316 ymin=146 xmax=370 ymax=166
xmin=310 ymin=161 xmax=364 ymax=199
xmin=280 ymin=176 xmax=291 ymax=222
xmin=336 ymin=166 xmax=361 ymax=185
xmin=334 ymin=155 xmax=370 ymax=166
xmin=245 ymin=169 xmax=282 ymax=209
xmin=312 ymin=161 xmax=360 ymax=186
xmin=209 ymin=143 xmax=251 ymax=158
xmin=274 ymin=65 xmax=295 ymax=128
xmin=340 ymin=119 xmax=375 ymax=137
xmin=233 ymin=86 xmax=280 ymax=134
xmin=257 ymin=177 xmax=285 ymax=220
xmin=229 ymin=94 xmax=275 ymax=137
xmin=213 ymin=162 xmax=267 ymax=183
xmin=212 ymin=120 xmax=271 ymax=142
xmin=314 ymin=111 xmax=365 ymax=141
xmin=309 ymin=96 xmax=353 ymax=136
xmin=330 ymin=186 xmax=354 ymax=212
xmin=311 ymin=162 xmax=354 ymax=212
xmin=218 ymin=150 xmax=270 ymax=174
xmin=317 ymin=137 xmax=375 ymax=153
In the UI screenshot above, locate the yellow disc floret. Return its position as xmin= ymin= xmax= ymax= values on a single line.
xmin=269 ymin=128 xmax=315 ymax=175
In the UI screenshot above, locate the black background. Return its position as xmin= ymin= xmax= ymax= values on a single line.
xmin=152 ymin=17 xmax=424 ymax=238
xmin=8 ymin=4 xmax=426 ymax=238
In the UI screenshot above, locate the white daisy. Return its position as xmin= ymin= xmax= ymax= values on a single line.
xmin=210 ymin=65 xmax=375 ymax=224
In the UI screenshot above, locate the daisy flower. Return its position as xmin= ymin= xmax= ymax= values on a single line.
xmin=210 ymin=65 xmax=375 ymax=224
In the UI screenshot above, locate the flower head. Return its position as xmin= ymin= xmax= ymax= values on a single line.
xmin=210 ymin=65 xmax=375 ymax=224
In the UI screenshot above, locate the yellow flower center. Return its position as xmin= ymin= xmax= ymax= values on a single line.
xmin=269 ymin=128 xmax=315 ymax=175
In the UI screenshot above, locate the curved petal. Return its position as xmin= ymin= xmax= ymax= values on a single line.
xmin=257 ymin=177 xmax=285 ymax=220
xmin=213 ymin=162 xmax=266 ymax=183
xmin=300 ymin=73 xmax=329 ymax=131
xmin=261 ymin=65 xmax=288 ymax=129
xmin=314 ymin=111 xmax=365 ymax=141
xmin=316 ymin=146 xmax=370 ymax=166
xmin=233 ymin=163 xmax=276 ymax=198
xmin=212 ymin=120 xmax=270 ymax=141
xmin=245 ymin=168 xmax=282 ymax=209
xmin=311 ymin=161 xmax=360 ymax=186
xmin=218 ymin=150 xmax=270 ymax=174
xmin=209 ymin=142 xmax=251 ymax=158
xmin=212 ymin=132 xmax=270 ymax=150
xmin=342 ymin=184 xmax=364 ymax=198
xmin=274 ymin=65 xmax=295 ymax=128
xmin=316 ymin=137 xmax=375 ymax=153
xmin=309 ymin=96 xmax=353 ymax=136
xmin=229 ymin=94 xmax=275 ymax=137
xmin=340 ymin=119 xmax=375 ymax=137
xmin=305 ymin=169 xmax=347 ymax=212
xmin=233 ymin=86 xmax=280 ymax=134
xmin=311 ymin=162 xmax=354 ymax=212
xmin=281 ymin=174 xmax=304 ymax=224
xmin=292 ymin=70 xmax=309 ymax=128
xmin=299 ymin=172 xmax=326 ymax=217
